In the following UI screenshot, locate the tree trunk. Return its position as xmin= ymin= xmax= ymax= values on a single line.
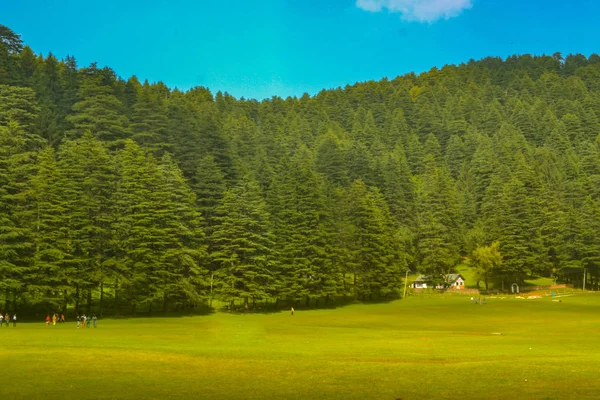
xmin=305 ymin=295 xmax=310 ymax=307
xmin=86 ymin=289 xmax=92 ymax=314
xmin=99 ymin=283 xmax=104 ymax=317
xmin=62 ymin=290 xmax=68 ymax=315
xmin=75 ymin=284 xmax=80 ymax=315
xmin=115 ymin=277 xmax=120 ymax=316
xmin=209 ymin=272 xmax=214 ymax=308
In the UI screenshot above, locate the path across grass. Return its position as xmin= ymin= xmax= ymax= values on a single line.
xmin=2 ymin=293 xmax=599 ymax=399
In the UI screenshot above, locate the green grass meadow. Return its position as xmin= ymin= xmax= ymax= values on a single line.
xmin=1 ymin=293 xmax=599 ymax=399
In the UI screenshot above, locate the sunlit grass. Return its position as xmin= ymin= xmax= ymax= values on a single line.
xmin=524 ymin=276 xmax=557 ymax=286
xmin=2 ymin=293 xmax=599 ymax=399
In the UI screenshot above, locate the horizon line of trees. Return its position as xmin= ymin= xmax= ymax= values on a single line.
xmin=1 ymin=25 xmax=599 ymax=315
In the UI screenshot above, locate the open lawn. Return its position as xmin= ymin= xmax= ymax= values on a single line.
xmin=2 ymin=293 xmax=599 ymax=399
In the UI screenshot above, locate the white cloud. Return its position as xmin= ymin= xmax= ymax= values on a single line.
xmin=356 ymin=0 xmax=473 ymax=23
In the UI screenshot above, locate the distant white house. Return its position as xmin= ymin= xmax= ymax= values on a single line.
xmin=446 ymin=274 xmax=465 ymax=289
xmin=412 ymin=275 xmax=431 ymax=289
xmin=412 ymin=274 xmax=465 ymax=290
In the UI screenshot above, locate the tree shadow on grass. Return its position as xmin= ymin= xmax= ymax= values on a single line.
xmin=221 ymin=296 xmax=402 ymax=315
xmin=107 ymin=307 xmax=216 ymax=320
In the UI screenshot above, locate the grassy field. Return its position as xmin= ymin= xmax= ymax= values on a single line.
xmin=454 ymin=264 xmax=556 ymax=289
xmin=1 ymin=293 xmax=599 ymax=399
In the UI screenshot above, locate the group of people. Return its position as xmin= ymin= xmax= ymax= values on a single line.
xmin=0 ymin=312 xmax=101 ymax=328
xmin=0 ymin=313 xmax=17 ymax=327
xmin=45 ymin=313 xmax=66 ymax=326
xmin=470 ymin=297 xmax=487 ymax=305
xmin=76 ymin=314 xmax=97 ymax=329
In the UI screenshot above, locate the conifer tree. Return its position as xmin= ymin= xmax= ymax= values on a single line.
xmin=0 ymin=121 xmax=39 ymax=309
xmin=211 ymin=177 xmax=275 ymax=309
xmin=315 ymin=133 xmax=347 ymax=186
xmin=497 ymin=177 xmax=540 ymax=285
xmin=269 ymin=147 xmax=333 ymax=305
xmin=58 ymin=131 xmax=114 ymax=313
xmin=110 ymin=140 xmax=163 ymax=313
xmin=29 ymin=146 xmax=69 ymax=308
xmin=415 ymin=162 xmax=463 ymax=279
xmin=156 ymin=153 xmax=207 ymax=309
xmin=445 ymin=134 xmax=466 ymax=179
xmin=131 ymin=81 xmax=169 ymax=154
xmin=66 ymin=66 xmax=130 ymax=147
xmin=345 ymin=180 xmax=403 ymax=299
xmin=381 ymin=145 xmax=415 ymax=226
xmin=0 ymin=85 xmax=39 ymax=129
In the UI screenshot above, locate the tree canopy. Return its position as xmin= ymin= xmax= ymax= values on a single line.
xmin=1 ymin=24 xmax=600 ymax=314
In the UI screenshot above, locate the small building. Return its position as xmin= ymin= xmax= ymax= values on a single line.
xmin=446 ymin=274 xmax=465 ymax=289
xmin=412 ymin=274 xmax=466 ymax=290
xmin=412 ymin=275 xmax=432 ymax=289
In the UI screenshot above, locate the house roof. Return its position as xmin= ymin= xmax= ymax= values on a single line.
xmin=414 ymin=274 xmax=465 ymax=283
xmin=446 ymin=274 xmax=464 ymax=282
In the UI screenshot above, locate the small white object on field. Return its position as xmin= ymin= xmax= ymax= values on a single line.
xmin=525 ymin=379 xmax=527 ymax=382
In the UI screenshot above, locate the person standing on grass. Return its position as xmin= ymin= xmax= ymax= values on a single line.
xmin=0 ymin=314 xmax=3 ymax=327
xmin=76 ymin=315 xmax=80 ymax=329
xmin=60 ymin=314 xmax=65 ymax=323
xmin=92 ymin=315 xmax=97 ymax=328
xmin=86 ymin=315 xmax=91 ymax=328
xmin=12 ymin=314 xmax=16 ymax=327
xmin=46 ymin=314 xmax=51 ymax=326
xmin=52 ymin=314 xmax=57 ymax=326
xmin=291 ymin=307 xmax=294 ymax=316
xmin=4 ymin=313 xmax=9 ymax=327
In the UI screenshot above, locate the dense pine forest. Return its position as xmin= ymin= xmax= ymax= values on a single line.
xmin=1 ymin=25 xmax=599 ymax=315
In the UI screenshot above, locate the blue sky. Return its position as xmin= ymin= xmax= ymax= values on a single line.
xmin=2 ymin=0 xmax=599 ymax=100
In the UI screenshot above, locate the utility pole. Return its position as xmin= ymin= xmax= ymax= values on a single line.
xmin=403 ymin=269 xmax=409 ymax=298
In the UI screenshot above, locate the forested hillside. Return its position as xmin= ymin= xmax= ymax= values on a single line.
xmin=1 ymin=25 xmax=599 ymax=314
